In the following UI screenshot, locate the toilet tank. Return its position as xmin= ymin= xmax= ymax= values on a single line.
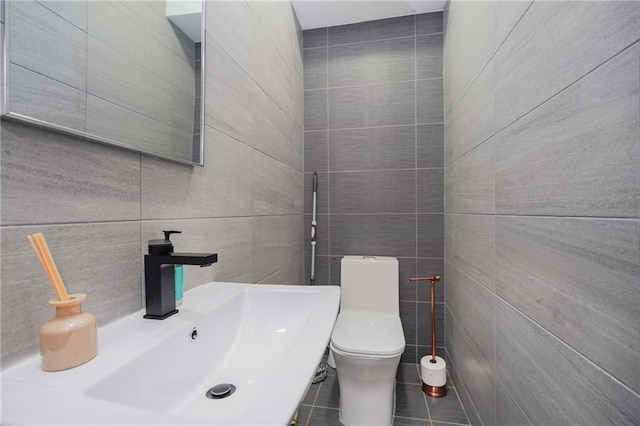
xmin=340 ymin=256 xmax=399 ymax=315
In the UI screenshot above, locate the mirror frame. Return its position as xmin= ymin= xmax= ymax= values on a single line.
xmin=1 ymin=0 xmax=205 ymax=166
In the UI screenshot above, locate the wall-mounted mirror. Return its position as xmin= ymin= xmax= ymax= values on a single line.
xmin=1 ymin=0 xmax=204 ymax=165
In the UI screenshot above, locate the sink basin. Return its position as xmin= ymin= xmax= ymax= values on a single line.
xmin=1 ymin=282 xmax=340 ymax=425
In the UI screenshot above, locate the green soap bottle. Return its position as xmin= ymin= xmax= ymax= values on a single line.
xmin=175 ymin=264 xmax=184 ymax=306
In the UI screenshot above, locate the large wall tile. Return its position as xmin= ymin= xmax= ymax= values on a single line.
xmin=416 ymin=12 xmax=443 ymax=35
xmin=205 ymin=36 xmax=254 ymax=145
xmin=142 ymin=217 xmax=255 ymax=287
xmin=253 ymin=151 xmax=297 ymax=215
xmin=416 ymin=258 xmax=445 ymax=303
xmin=328 ymin=15 xmax=414 ymax=45
xmin=449 ymin=214 xmax=494 ymax=290
xmin=329 ymin=125 xmax=416 ymax=171
xmin=417 ymin=214 xmax=444 ymax=258
xmin=400 ymin=301 xmax=418 ymax=345
xmin=330 ymin=170 xmax=416 ymax=213
xmin=258 ymin=257 xmax=304 ymax=285
xmin=1 ymin=222 xmax=141 ymax=369
xmin=448 ymin=63 xmax=495 ymax=162
xmin=446 ymin=306 xmax=496 ymax=426
xmin=399 ymin=258 xmax=418 ymax=301
xmin=417 ymin=169 xmax=444 ymax=213
xmin=329 ymin=81 xmax=415 ymax=129
xmin=251 ymin=85 xmax=294 ymax=167
xmin=417 ymin=78 xmax=444 ymax=123
xmin=496 ymin=216 xmax=640 ymax=392
xmin=445 ymin=262 xmax=493 ymax=365
xmin=417 ymin=124 xmax=444 ymax=168
xmin=141 ymin=126 xmax=254 ymax=219
xmin=449 ymin=139 xmax=494 ymax=214
xmin=446 ymin=1 xmax=494 ymax=111
xmin=303 ymin=28 xmax=327 ymax=49
xmin=9 ymin=0 xmax=86 ymax=90
xmin=495 ymin=299 xmax=639 ymax=425
xmin=204 ymin=0 xmax=257 ymax=82
xmin=1 ymin=121 xmax=140 ymax=225
xmin=416 ymin=34 xmax=443 ymax=79
xmin=303 ymin=47 xmax=327 ymax=90
xmin=330 ymin=214 xmax=416 ymax=257
xmin=304 ymin=89 xmax=327 ymax=131
xmin=495 ymin=378 xmax=532 ymax=426
xmin=38 ymin=0 xmax=87 ymax=31
xmin=304 ymin=131 xmax=328 ymax=172
xmin=254 ymin=215 xmax=303 ymax=282
xmin=329 ymin=37 xmax=415 ymax=87
xmin=495 ymin=45 xmax=639 ymax=218
xmin=494 ymin=1 xmax=639 ymax=131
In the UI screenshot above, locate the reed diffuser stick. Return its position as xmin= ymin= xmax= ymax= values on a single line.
xmin=28 ymin=233 xmax=70 ymax=301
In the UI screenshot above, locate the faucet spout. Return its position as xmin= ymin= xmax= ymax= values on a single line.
xmin=151 ymin=253 xmax=218 ymax=267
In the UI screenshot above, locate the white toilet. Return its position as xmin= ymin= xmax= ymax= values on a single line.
xmin=330 ymin=256 xmax=405 ymax=426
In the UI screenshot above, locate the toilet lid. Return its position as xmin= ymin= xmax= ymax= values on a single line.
xmin=331 ymin=311 xmax=405 ymax=356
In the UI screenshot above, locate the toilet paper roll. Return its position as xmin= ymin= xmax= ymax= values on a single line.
xmin=421 ymin=355 xmax=447 ymax=387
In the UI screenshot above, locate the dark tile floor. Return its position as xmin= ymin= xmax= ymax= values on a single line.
xmin=297 ymin=361 xmax=470 ymax=426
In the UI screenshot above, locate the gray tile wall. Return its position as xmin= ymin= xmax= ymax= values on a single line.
xmin=443 ymin=1 xmax=640 ymax=424
xmin=0 ymin=0 xmax=304 ymax=370
xmin=303 ymin=12 xmax=445 ymax=363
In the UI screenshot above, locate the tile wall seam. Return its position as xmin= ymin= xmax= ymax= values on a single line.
xmin=444 ymin=348 xmax=473 ymax=423
xmin=139 ymin=213 xmax=302 ymax=223
xmin=493 ymin=292 xmax=640 ymax=398
xmin=325 ymin=77 xmax=442 ymax=92
xmin=446 ymin=259 xmax=494 ymax=296
xmin=489 ymin=38 xmax=640 ymax=150
xmin=494 ymin=373 xmax=534 ymax=426
xmin=447 ymin=133 xmax=493 ymax=168
xmin=202 ymin=121 xmax=301 ymax=173
xmin=1 ymin=219 xmax=145 ymax=228
xmin=445 ymin=346 xmax=485 ymax=426
xmin=304 ymin=167 xmax=444 ymax=175
xmin=245 ymin=1 xmax=299 ymax=81
xmin=321 ymin=122 xmax=445 ymax=132
xmin=206 ymin=34 xmax=300 ymax=129
xmin=493 ymin=214 xmax=639 ymax=222
xmin=257 ymin=255 xmax=305 ymax=283
xmin=447 ymin=0 xmax=534 ymax=117
xmin=326 ymin=33 xmax=430 ymax=49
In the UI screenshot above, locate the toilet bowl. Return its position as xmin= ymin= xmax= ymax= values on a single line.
xmin=330 ymin=256 xmax=405 ymax=426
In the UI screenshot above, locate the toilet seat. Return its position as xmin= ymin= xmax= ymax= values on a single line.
xmin=330 ymin=311 xmax=405 ymax=357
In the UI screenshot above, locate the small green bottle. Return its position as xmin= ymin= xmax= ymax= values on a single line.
xmin=175 ymin=264 xmax=184 ymax=306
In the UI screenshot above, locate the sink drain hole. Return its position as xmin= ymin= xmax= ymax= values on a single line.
xmin=206 ymin=383 xmax=236 ymax=399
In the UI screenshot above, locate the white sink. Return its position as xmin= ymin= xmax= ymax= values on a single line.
xmin=1 ymin=282 xmax=340 ymax=425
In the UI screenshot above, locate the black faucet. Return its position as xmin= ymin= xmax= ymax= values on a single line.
xmin=144 ymin=230 xmax=217 ymax=320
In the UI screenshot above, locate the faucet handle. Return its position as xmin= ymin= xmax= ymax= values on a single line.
xmin=163 ymin=230 xmax=182 ymax=241
xmin=148 ymin=230 xmax=182 ymax=255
